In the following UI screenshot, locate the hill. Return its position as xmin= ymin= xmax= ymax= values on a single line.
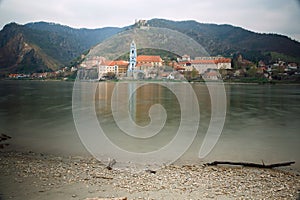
xmin=147 ymin=19 xmax=300 ymax=63
xmin=0 ymin=19 xmax=300 ymax=75
xmin=0 ymin=22 xmax=123 ymax=75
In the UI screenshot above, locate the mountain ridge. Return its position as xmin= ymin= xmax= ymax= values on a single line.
xmin=0 ymin=22 xmax=123 ymax=75
xmin=147 ymin=18 xmax=300 ymax=59
xmin=0 ymin=19 xmax=299 ymax=75
xmin=0 ymin=30 xmax=61 ymax=73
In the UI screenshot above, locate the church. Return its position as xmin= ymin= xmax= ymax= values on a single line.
xmin=127 ymin=40 xmax=163 ymax=79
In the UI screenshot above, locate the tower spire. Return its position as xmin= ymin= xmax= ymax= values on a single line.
xmin=128 ymin=40 xmax=137 ymax=72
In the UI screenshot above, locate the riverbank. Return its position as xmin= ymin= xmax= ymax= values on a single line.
xmin=1 ymin=150 xmax=299 ymax=200
xmin=3 ymin=78 xmax=300 ymax=85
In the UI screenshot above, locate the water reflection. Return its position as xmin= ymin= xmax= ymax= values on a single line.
xmin=0 ymin=81 xmax=299 ymax=170
xmin=95 ymin=82 xmax=182 ymax=152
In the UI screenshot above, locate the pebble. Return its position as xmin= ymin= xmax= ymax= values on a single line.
xmin=0 ymin=151 xmax=299 ymax=199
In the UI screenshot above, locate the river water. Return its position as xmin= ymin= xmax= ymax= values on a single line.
xmin=0 ymin=80 xmax=299 ymax=170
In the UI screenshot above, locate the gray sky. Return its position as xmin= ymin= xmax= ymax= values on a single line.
xmin=0 ymin=0 xmax=300 ymax=41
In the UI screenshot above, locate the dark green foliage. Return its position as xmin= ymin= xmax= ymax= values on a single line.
xmin=24 ymin=22 xmax=123 ymax=64
xmin=147 ymin=19 xmax=300 ymax=63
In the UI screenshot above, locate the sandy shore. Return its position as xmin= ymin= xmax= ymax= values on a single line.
xmin=0 ymin=151 xmax=299 ymax=200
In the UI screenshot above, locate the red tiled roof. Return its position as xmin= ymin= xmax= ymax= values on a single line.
xmin=216 ymin=58 xmax=231 ymax=63
xmin=175 ymin=67 xmax=185 ymax=71
xmin=137 ymin=55 xmax=162 ymax=63
xmin=97 ymin=60 xmax=128 ymax=66
xmin=108 ymin=60 xmax=129 ymax=66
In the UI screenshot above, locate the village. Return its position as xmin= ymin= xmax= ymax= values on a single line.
xmin=7 ymin=52 xmax=300 ymax=83
xmin=78 ymin=53 xmax=231 ymax=81
xmin=7 ymin=43 xmax=300 ymax=83
xmin=76 ymin=39 xmax=300 ymax=83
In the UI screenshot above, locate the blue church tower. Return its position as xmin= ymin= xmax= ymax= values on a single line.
xmin=128 ymin=40 xmax=137 ymax=72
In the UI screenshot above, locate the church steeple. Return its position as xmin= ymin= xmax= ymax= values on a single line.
xmin=128 ymin=40 xmax=137 ymax=72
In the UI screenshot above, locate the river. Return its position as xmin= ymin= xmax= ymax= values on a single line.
xmin=0 ymin=80 xmax=299 ymax=170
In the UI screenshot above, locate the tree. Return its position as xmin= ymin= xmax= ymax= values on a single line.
xmin=106 ymin=72 xmax=116 ymax=79
xmin=191 ymin=68 xmax=198 ymax=79
xmin=247 ymin=66 xmax=257 ymax=77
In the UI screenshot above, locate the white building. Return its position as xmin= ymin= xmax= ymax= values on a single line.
xmin=178 ymin=56 xmax=231 ymax=74
xmin=177 ymin=54 xmax=191 ymax=62
xmin=98 ymin=65 xmax=118 ymax=78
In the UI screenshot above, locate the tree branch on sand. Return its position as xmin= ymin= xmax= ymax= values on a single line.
xmin=0 ymin=133 xmax=12 ymax=149
xmin=205 ymin=161 xmax=295 ymax=168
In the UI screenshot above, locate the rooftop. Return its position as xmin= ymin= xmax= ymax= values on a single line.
xmin=137 ymin=55 xmax=163 ymax=63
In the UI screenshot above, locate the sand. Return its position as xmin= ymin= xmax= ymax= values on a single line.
xmin=0 ymin=150 xmax=300 ymax=200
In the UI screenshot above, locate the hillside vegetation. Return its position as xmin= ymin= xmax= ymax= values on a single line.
xmin=147 ymin=19 xmax=300 ymax=63
xmin=0 ymin=22 xmax=122 ymax=75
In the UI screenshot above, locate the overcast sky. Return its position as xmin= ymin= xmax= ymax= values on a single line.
xmin=0 ymin=0 xmax=300 ymax=41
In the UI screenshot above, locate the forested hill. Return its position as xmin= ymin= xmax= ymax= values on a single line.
xmin=0 ymin=22 xmax=123 ymax=74
xmin=147 ymin=19 xmax=300 ymax=63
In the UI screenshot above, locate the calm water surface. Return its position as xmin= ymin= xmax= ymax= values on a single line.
xmin=0 ymin=80 xmax=299 ymax=169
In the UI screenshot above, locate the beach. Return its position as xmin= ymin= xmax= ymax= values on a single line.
xmin=1 ymin=150 xmax=299 ymax=200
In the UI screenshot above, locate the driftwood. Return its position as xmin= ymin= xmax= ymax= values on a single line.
xmin=0 ymin=134 xmax=12 ymax=149
xmin=0 ymin=133 xmax=12 ymax=142
xmin=106 ymin=158 xmax=116 ymax=170
xmin=205 ymin=161 xmax=295 ymax=168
